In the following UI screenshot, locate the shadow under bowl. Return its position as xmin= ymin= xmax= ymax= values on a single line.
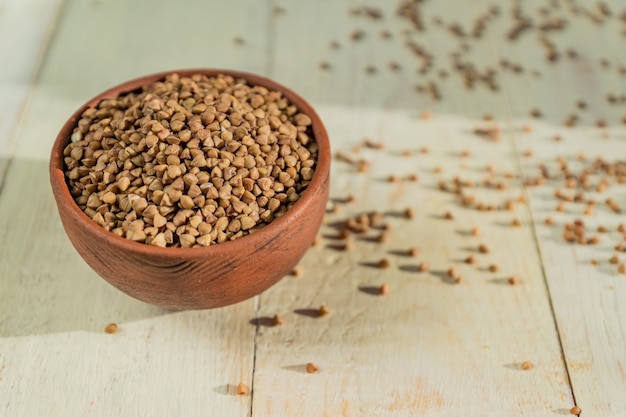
xmin=49 ymin=69 xmax=330 ymax=310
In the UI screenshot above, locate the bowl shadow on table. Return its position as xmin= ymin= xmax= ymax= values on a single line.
xmin=0 ymin=158 xmax=171 ymax=338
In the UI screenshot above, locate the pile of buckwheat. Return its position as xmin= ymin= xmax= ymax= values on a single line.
xmin=63 ymin=73 xmax=318 ymax=248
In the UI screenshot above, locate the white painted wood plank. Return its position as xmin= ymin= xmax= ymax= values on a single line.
xmin=0 ymin=0 xmax=64 ymax=179
xmin=516 ymin=124 xmax=626 ymax=416
xmin=1 ymin=0 xmax=272 ymax=415
xmin=3 ymin=160 xmax=247 ymax=414
xmin=270 ymin=0 xmax=626 ymax=125
xmin=269 ymin=1 xmax=626 ymax=414
xmin=475 ymin=1 xmax=626 ymax=413
xmin=0 ymin=308 xmax=255 ymax=417
xmin=3 ymin=0 xmax=626 ymax=415
xmin=0 ymin=159 xmax=257 ymax=417
xmin=250 ymin=106 xmax=573 ymax=416
xmin=12 ymin=0 xmax=273 ymax=161
xmin=0 ymin=160 xmax=164 ymax=337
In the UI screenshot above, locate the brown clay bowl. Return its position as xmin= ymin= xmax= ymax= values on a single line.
xmin=49 ymin=69 xmax=330 ymax=310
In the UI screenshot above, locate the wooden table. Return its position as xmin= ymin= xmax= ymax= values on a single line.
xmin=1 ymin=0 xmax=625 ymax=415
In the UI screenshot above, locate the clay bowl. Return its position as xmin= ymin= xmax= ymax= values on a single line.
xmin=49 ymin=69 xmax=330 ymax=310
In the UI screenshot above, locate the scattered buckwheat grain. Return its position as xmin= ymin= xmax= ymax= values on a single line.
xmin=318 ymin=305 xmax=331 ymax=317
xmin=104 ymin=323 xmax=118 ymax=334
xmin=520 ymin=361 xmax=533 ymax=370
xmin=569 ymin=406 xmax=581 ymax=415
xmin=306 ymin=362 xmax=319 ymax=373
xmin=236 ymin=383 xmax=249 ymax=395
xmin=508 ymin=275 xmax=520 ymax=285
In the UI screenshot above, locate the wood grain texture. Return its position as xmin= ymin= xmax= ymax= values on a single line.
xmin=250 ymin=107 xmax=573 ymax=416
xmin=3 ymin=0 xmax=626 ymax=415
xmin=0 ymin=307 xmax=255 ymax=417
xmin=1 ymin=0 xmax=272 ymax=415
xmin=0 ymin=159 xmax=256 ymax=416
xmin=11 ymin=0 xmax=273 ymax=162
xmin=0 ymin=0 xmax=64 ymax=183
xmin=267 ymin=1 xmax=626 ymax=414
xmin=270 ymin=0 xmax=626 ymax=124
xmin=516 ymin=126 xmax=626 ymax=415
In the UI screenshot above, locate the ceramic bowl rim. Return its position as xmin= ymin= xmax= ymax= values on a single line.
xmin=49 ymin=68 xmax=331 ymax=260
